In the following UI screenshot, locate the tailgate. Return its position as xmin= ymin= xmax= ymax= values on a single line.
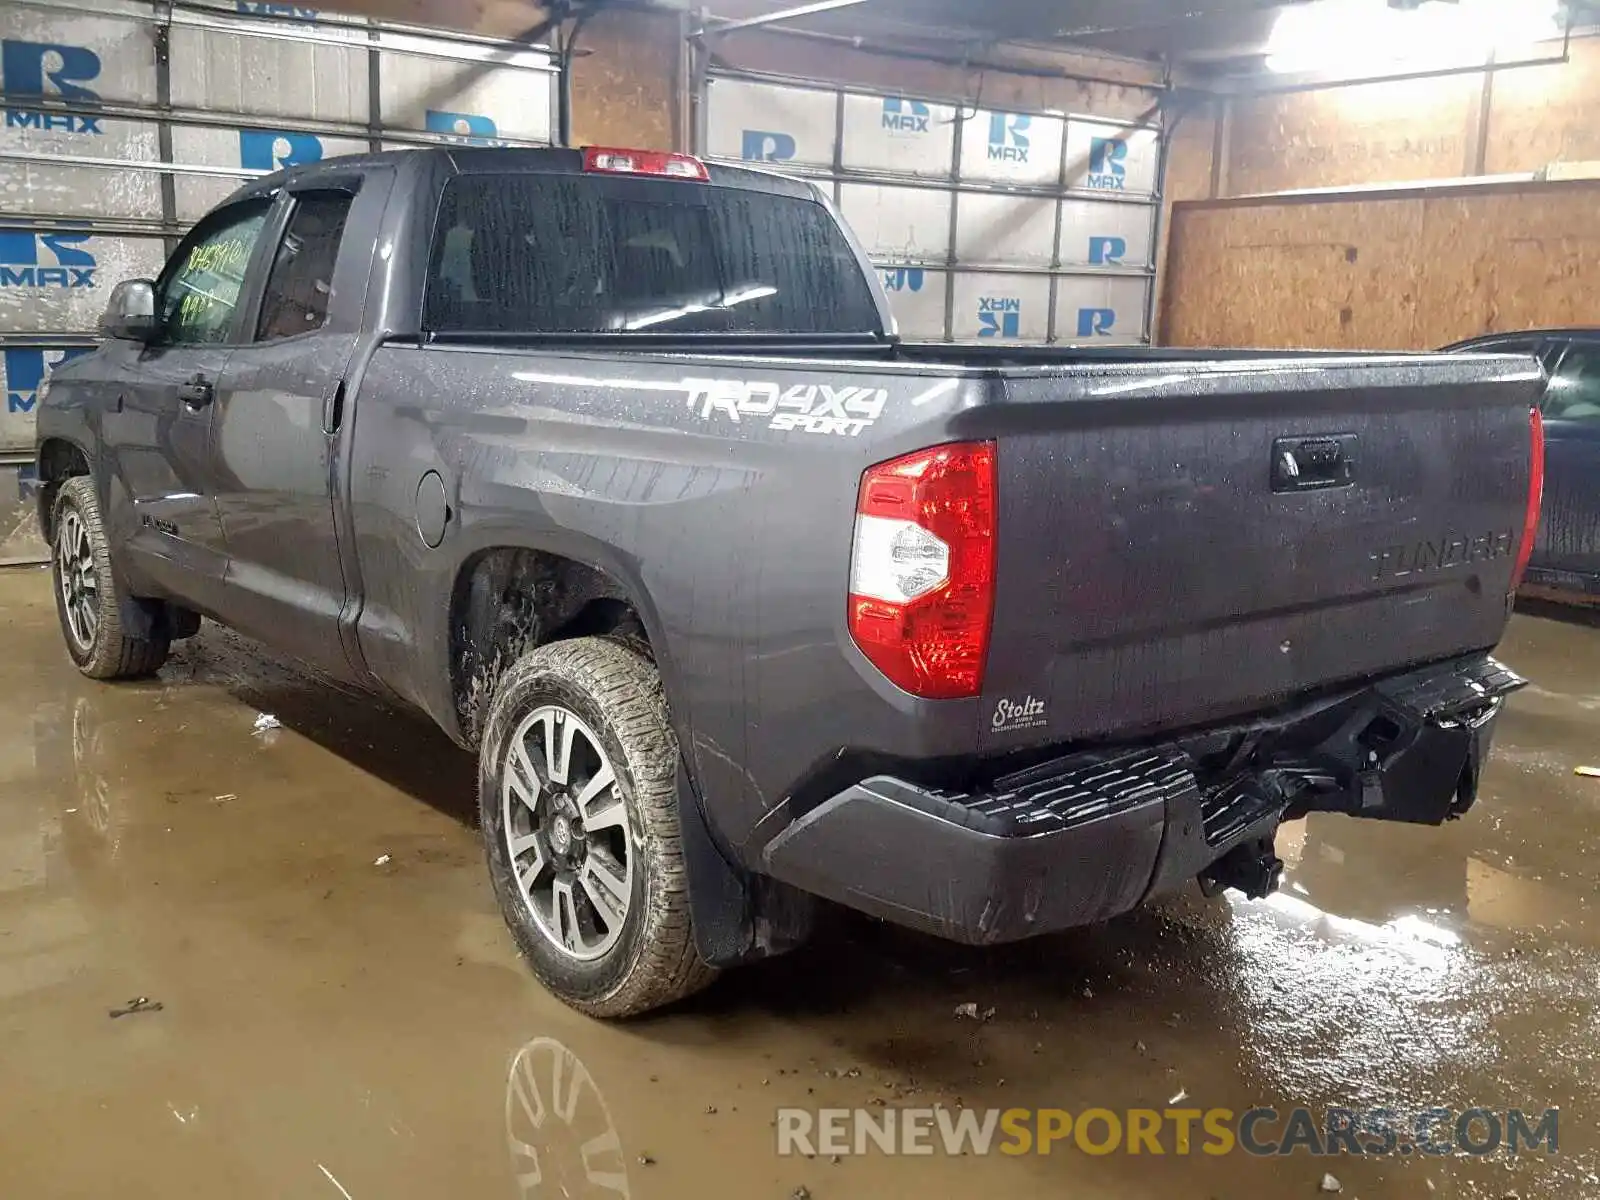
xmin=974 ymin=353 xmax=1542 ymax=751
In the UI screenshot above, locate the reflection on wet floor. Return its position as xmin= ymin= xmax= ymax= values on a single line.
xmin=1 ymin=566 xmax=1597 ymax=1198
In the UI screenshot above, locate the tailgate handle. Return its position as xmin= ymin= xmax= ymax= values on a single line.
xmin=1271 ymin=435 xmax=1354 ymax=493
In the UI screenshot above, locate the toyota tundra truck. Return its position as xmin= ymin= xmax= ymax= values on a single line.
xmin=32 ymin=145 xmax=1544 ymax=1017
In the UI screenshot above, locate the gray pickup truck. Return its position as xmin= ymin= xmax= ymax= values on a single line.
xmin=34 ymin=145 xmax=1544 ymax=1017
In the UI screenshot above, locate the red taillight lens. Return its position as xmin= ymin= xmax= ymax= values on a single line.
xmin=582 ymin=146 xmax=709 ymax=180
xmin=847 ymin=442 xmax=997 ymax=699
xmin=1511 ymin=405 xmax=1545 ymax=593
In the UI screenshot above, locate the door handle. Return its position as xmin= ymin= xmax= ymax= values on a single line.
xmin=1271 ymin=434 xmax=1356 ymax=493
xmin=178 ymin=374 xmax=214 ymax=409
xmin=321 ymin=380 xmax=346 ymax=435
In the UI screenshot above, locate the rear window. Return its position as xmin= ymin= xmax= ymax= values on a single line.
xmin=423 ymin=174 xmax=882 ymax=336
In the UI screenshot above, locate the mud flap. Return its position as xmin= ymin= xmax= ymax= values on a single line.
xmin=676 ymin=759 xmax=814 ymax=967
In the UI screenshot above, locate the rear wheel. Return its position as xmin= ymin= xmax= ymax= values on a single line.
xmin=51 ymin=477 xmax=169 ymax=680
xmin=479 ymin=636 xmax=717 ymax=1018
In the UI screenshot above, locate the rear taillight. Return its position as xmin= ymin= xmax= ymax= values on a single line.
xmin=582 ymin=146 xmax=709 ymax=180
xmin=847 ymin=442 xmax=997 ymax=699
xmin=1511 ymin=405 xmax=1545 ymax=593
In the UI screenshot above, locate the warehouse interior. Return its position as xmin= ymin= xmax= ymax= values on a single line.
xmin=3 ymin=1 xmax=1599 ymax=1197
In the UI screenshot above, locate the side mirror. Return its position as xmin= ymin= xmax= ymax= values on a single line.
xmin=100 ymin=279 xmax=158 ymax=342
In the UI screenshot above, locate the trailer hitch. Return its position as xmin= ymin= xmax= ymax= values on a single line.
xmin=1198 ymin=836 xmax=1285 ymax=900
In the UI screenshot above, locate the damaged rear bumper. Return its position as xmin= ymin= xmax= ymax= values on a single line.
xmin=759 ymin=654 xmax=1524 ymax=946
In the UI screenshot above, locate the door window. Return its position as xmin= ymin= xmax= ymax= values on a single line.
xmin=255 ymin=192 xmax=354 ymax=341
xmin=157 ymin=200 xmax=272 ymax=346
xmin=1544 ymin=344 xmax=1600 ymax=422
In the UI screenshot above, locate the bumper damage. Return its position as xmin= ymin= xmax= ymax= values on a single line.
xmin=760 ymin=655 xmax=1524 ymax=946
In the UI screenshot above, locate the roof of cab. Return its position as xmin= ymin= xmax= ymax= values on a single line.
xmin=232 ymin=144 xmax=820 ymax=202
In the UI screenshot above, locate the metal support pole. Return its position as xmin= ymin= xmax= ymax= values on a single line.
xmin=687 ymin=8 xmax=710 ymax=155
xmin=366 ymin=19 xmax=383 ymax=153
xmin=1144 ymin=64 xmax=1179 ymax=347
xmin=153 ymin=4 xmax=179 ymax=254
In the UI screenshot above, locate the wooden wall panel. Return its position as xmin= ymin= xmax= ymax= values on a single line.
xmin=572 ymin=8 xmax=680 ymax=151
xmin=1161 ymin=197 xmax=1423 ymax=349
xmin=1485 ymin=38 xmax=1600 ymax=173
xmin=1413 ymin=188 xmax=1600 ymax=341
xmin=1228 ymin=75 xmax=1476 ymax=194
xmin=1152 ymin=103 xmax=1218 ymax=328
xmin=1162 ymin=180 xmax=1600 ymax=349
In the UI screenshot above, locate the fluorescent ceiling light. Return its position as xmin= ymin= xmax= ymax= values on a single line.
xmin=1265 ymin=0 xmax=1563 ymax=73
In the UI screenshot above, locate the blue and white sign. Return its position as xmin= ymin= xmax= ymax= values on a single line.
xmin=959 ymin=108 xmax=1063 ymax=187
xmin=1 ymin=37 xmax=103 ymax=130
xmin=0 ymin=11 xmax=156 ymax=109
xmin=0 ymin=229 xmax=96 ymax=289
xmin=378 ymin=31 xmax=551 ymax=144
xmin=2 ymin=344 xmax=90 ymax=449
xmin=950 ymin=273 xmax=1050 ymax=341
xmin=705 ymin=78 xmax=834 ymax=169
xmin=1058 ymin=199 xmax=1153 ymax=268
xmin=168 ymin=124 xmax=365 ymax=219
xmin=1055 ymin=275 xmax=1147 ymax=343
xmin=0 ymin=227 xmax=162 ymax=332
xmin=878 ymin=266 xmax=946 ymax=339
xmin=232 ymin=2 xmax=321 ymax=19
xmin=840 ymin=93 xmax=955 ymax=178
xmin=1066 ymin=121 xmax=1159 ymax=196
xmin=425 ymin=109 xmax=503 ymax=146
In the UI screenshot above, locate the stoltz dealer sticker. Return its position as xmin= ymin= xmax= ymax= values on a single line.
xmin=992 ymin=695 xmax=1047 ymax=732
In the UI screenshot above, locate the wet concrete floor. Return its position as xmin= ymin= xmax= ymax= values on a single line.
xmin=1 ymin=566 xmax=1598 ymax=1199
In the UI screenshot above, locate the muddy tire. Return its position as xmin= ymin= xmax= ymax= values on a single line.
xmin=479 ymin=636 xmax=717 ymax=1018
xmin=51 ymin=476 xmax=170 ymax=680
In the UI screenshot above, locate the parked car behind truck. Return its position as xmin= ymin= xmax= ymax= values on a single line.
xmin=1445 ymin=329 xmax=1600 ymax=602
xmin=34 ymin=145 xmax=1544 ymax=1017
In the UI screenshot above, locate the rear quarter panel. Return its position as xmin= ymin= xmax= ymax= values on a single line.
xmin=346 ymin=345 xmax=987 ymax=853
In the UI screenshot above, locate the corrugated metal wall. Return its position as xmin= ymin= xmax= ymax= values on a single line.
xmin=699 ymin=70 xmax=1161 ymax=344
xmin=0 ymin=0 xmax=557 ymax=453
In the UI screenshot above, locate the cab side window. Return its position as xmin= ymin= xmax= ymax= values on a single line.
xmin=255 ymin=192 xmax=353 ymax=341
xmin=157 ymin=200 xmax=272 ymax=346
xmin=1544 ymin=344 xmax=1600 ymax=423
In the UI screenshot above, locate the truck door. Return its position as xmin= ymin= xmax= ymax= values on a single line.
xmin=101 ymin=197 xmax=275 ymax=612
xmin=1537 ymin=339 xmax=1600 ymax=591
xmin=208 ymin=183 xmax=372 ymax=682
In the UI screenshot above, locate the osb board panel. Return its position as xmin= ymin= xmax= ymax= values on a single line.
xmin=571 ymin=9 xmax=679 ymax=151
xmin=1162 ymin=197 xmax=1425 ymax=349
xmin=1416 ymin=189 xmax=1600 ymax=338
xmin=1486 ymin=38 xmax=1600 ymax=174
xmin=1228 ymin=74 xmax=1475 ymax=194
xmin=1154 ymin=105 xmax=1217 ymax=314
xmin=1164 ymin=106 xmax=1217 ymax=205
xmin=1162 ymin=181 xmax=1600 ymax=349
xmin=716 ymin=30 xmax=1163 ymax=123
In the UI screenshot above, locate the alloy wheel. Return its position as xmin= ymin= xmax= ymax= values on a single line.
xmin=501 ymin=705 xmax=635 ymax=962
xmin=56 ymin=509 xmax=98 ymax=651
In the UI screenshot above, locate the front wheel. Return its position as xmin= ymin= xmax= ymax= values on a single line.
xmin=479 ymin=636 xmax=717 ymax=1018
xmin=51 ymin=477 xmax=170 ymax=680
